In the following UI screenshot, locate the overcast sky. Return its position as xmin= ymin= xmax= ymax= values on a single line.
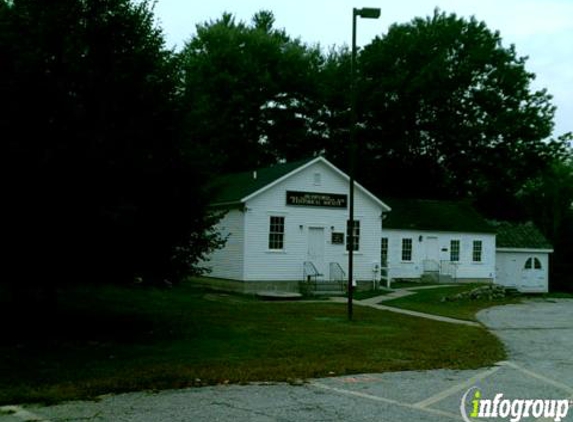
xmin=153 ymin=0 xmax=572 ymax=139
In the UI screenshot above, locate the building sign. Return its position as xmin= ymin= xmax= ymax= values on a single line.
xmin=331 ymin=232 xmax=344 ymax=244
xmin=286 ymin=191 xmax=347 ymax=208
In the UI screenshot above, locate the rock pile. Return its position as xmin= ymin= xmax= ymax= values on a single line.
xmin=441 ymin=284 xmax=506 ymax=302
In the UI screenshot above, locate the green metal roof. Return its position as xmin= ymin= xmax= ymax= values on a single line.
xmin=383 ymin=198 xmax=495 ymax=233
xmin=210 ymin=157 xmax=316 ymax=206
xmin=490 ymin=221 xmax=553 ymax=250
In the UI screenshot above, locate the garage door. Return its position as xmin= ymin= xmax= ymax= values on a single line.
xmin=520 ymin=257 xmax=546 ymax=291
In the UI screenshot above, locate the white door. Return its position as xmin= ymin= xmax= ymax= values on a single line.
xmin=308 ymin=227 xmax=325 ymax=275
xmin=521 ymin=256 xmax=545 ymax=290
xmin=495 ymin=254 xmax=518 ymax=287
xmin=424 ymin=236 xmax=439 ymax=272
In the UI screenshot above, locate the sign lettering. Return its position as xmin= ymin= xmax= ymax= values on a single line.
xmin=286 ymin=191 xmax=347 ymax=208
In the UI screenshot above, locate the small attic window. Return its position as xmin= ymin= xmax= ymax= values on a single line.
xmin=313 ymin=172 xmax=321 ymax=186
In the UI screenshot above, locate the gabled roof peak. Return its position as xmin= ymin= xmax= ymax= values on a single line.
xmin=209 ymin=156 xmax=389 ymax=211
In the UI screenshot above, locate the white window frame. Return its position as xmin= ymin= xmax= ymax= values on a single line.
xmin=381 ymin=237 xmax=388 ymax=266
xmin=450 ymin=239 xmax=460 ymax=262
xmin=268 ymin=216 xmax=285 ymax=250
xmin=313 ymin=172 xmax=321 ymax=186
xmin=402 ymin=238 xmax=413 ymax=261
xmin=472 ymin=240 xmax=482 ymax=262
xmin=346 ymin=220 xmax=360 ymax=252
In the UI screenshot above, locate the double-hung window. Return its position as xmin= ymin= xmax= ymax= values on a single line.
xmin=268 ymin=216 xmax=285 ymax=250
xmin=450 ymin=240 xmax=460 ymax=262
xmin=472 ymin=240 xmax=482 ymax=262
xmin=381 ymin=237 xmax=388 ymax=266
xmin=401 ymin=238 xmax=412 ymax=261
xmin=346 ymin=220 xmax=360 ymax=251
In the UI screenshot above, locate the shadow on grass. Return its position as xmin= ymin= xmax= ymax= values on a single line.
xmin=0 ymin=282 xmax=506 ymax=405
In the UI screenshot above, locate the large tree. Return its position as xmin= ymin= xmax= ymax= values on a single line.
xmin=354 ymin=10 xmax=563 ymax=207
xmin=518 ymin=145 xmax=573 ymax=290
xmin=1 ymin=0 xmax=221 ymax=303
xmin=179 ymin=11 xmax=325 ymax=173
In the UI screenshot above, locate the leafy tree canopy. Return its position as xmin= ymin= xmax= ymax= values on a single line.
xmin=356 ymin=10 xmax=564 ymax=205
xmin=179 ymin=11 xmax=325 ymax=172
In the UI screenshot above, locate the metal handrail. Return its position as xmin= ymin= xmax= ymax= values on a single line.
xmin=440 ymin=260 xmax=458 ymax=280
xmin=329 ymin=262 xmax=346 ymax=282
xmin=303 ymin=261 xmax=322 ymax=280
xmin=422 ymin=259 xmax=440 ymax=273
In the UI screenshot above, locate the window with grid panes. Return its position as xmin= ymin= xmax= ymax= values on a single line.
xmin=381 ymin=237 xmax=388 ymax=266
xmin=268 ymin=216 xmax=285 ymax=250
xmin=472 ymin=240 xmax=482 ymax=262
xmin=402 ymin=238 xmax=412 ymax=261
xmin=346 ymin=220 xmax=360 ymax=251
xmin=450 ymin=240 xmax=460 ymax=262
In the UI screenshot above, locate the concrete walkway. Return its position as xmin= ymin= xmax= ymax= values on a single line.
xmin=330 ymin=291 xmax=481 ymax=327
xmin=363 ymin=290 xmax=415 ymax=303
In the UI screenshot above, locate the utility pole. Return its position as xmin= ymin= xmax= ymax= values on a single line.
xmin=348 ymin=7 xmax=381 ymax=321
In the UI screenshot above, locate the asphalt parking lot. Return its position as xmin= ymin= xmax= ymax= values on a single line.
xmin=1 ymin=299 xmax=572 ymax=422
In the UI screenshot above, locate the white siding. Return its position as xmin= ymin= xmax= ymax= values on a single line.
xmin=496 ymin=251 xmax=549 ymax=293
xmin=243 ymin=160 xmax=383 ymax=281
xmin=384 ymin=229 xmax=496 ymax=281
xmin=206 ymin=209 xmax=245 ymax=280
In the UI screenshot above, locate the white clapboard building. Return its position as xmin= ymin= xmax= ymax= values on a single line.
xmin=381 ymin=199 xmax=497 ymax=283
xmin=205 ymin=156 xmax=390 ymax=291
xmin=492 ymin=221 xmax=553 ymax=293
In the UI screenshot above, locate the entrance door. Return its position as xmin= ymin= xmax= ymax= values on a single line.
xmin=495 ymin=254 xmax=518 ymax=287
xmin=424 ymin=236 xmax=440 ymax=272
xmin=308 ymin=227 xmax=325 ymax=275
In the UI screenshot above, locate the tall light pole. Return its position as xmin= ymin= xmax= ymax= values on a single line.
xmin=348 ymin=7 xmax=381 ymax=321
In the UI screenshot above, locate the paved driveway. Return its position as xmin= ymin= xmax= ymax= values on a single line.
xmin=2 ymin=299 xmax=572 ymax=422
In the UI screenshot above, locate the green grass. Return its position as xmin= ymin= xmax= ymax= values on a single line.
xmin=0 ymin=282 xmax=506 ymax=405
xmin=382 ymin=284 xmax=521 ymax=321
xmin=388 ymin=280 xmax=442 ymax=289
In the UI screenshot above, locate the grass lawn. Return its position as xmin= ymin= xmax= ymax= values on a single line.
xmin=388 ymin=280 xmax=442 ymax=289
xmin=382 ymin=284 xmax=521 ymax=321
xmin=0 ymin=282 xmax=506 ymax=405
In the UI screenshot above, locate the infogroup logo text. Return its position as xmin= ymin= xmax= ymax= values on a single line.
xmin=460 ymin=387 xmax=570 ymax=422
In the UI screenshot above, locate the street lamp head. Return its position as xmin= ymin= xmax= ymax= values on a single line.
xmin=355 ymin=7 xmax=381 ymax=19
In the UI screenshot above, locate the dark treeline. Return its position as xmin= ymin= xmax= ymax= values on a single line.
xmin=1 ymin=1 xmax=571 ymax=297
xmin=1 ymin=0 xmax=223 ymax=306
